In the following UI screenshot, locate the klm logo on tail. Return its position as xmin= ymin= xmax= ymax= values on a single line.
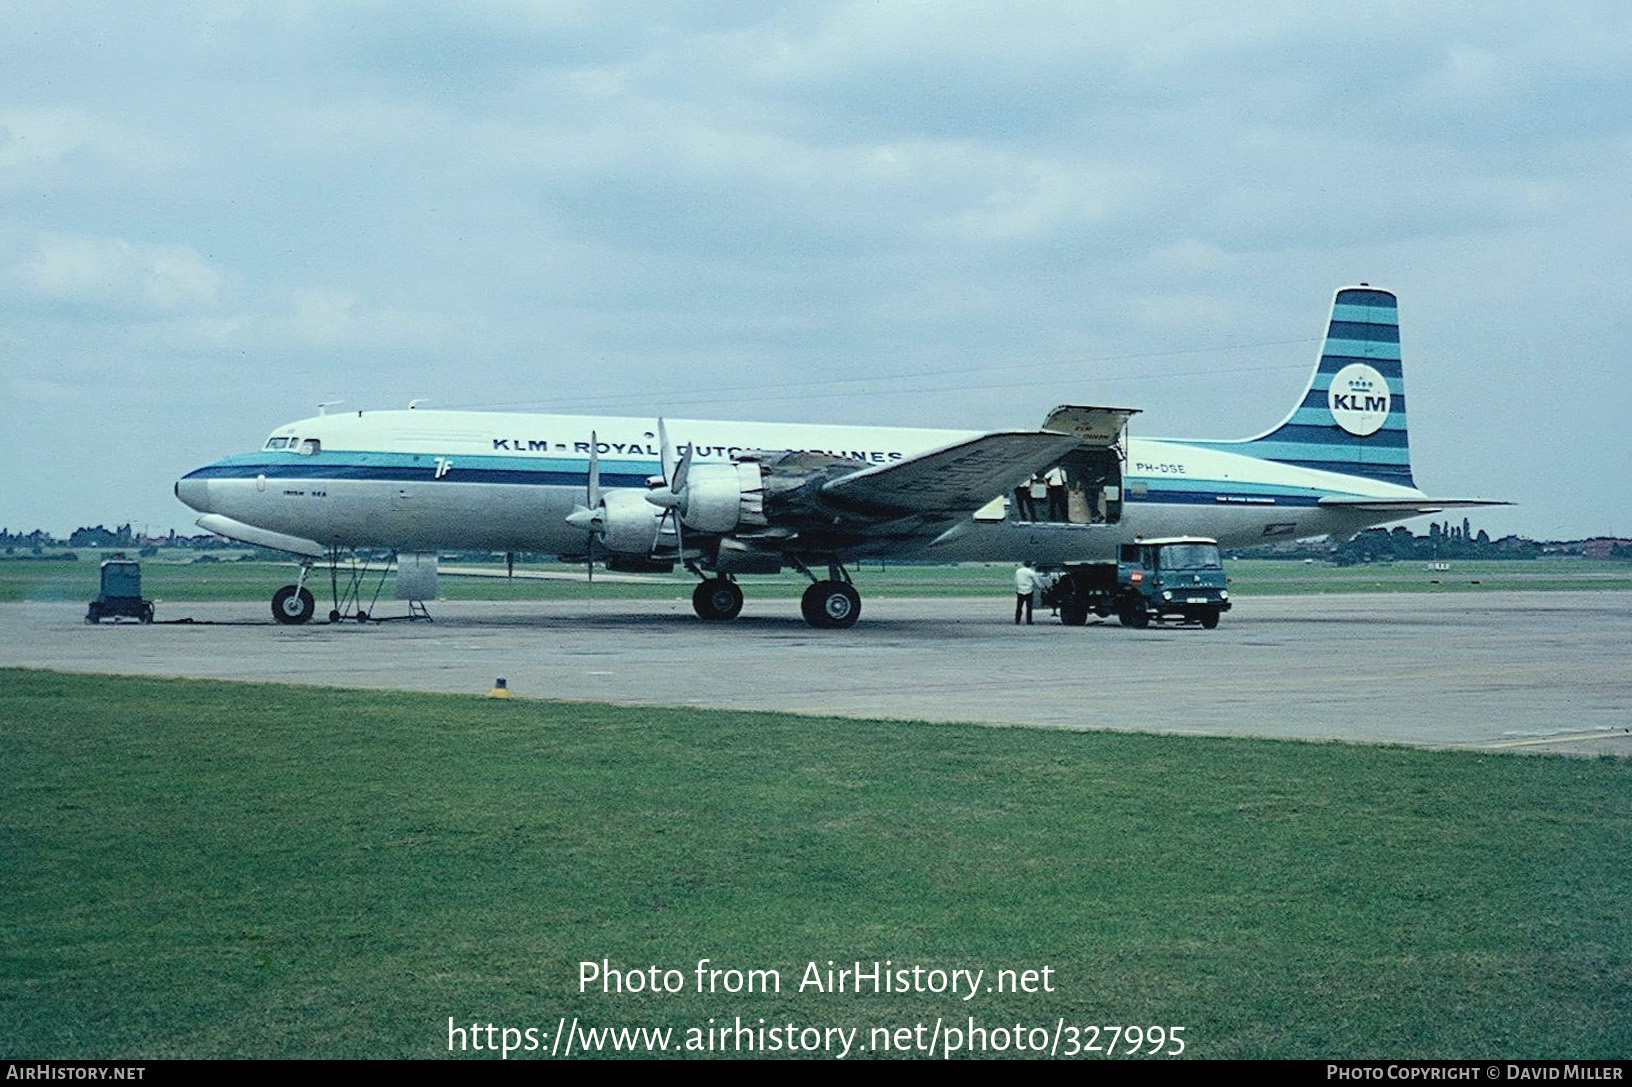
xmin=1328 ymin=363 xmax=1391 ymax=436
xmin=1177 ymin=287 xmax=1414 ymax=488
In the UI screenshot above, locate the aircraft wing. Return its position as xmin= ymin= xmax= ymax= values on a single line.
xmin=820 ymin=431 xmax=1086 ymax=517
xmin=1316 ymin=497 xmax=1512 ymax=513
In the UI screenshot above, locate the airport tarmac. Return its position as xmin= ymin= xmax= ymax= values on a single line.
xmin=2 ymin=592 xmax=1628 ymax=755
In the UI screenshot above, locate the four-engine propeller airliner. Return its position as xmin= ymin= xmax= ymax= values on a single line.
xmin=175 ymin=286 xmax=1501 ymax=628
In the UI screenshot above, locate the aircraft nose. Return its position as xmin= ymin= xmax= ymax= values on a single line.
xmin=174 ymin=474 xmax=213 ymax=513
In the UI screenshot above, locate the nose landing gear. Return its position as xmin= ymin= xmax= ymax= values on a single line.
xmin=271 ymin=584 xmax=316 ymax=625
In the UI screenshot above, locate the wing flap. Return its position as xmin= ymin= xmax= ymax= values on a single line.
xmin=820 ymin=431 xmax=1085 ymax=516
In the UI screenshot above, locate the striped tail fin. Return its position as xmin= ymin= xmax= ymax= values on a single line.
xmin=1186 ymin=286 xmax=1415 ymax=487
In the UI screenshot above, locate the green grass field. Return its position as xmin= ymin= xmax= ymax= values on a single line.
xmin=5 ymin=555 xmax=1631 ymax=605
xmin=2 ymin=670 xmax=1627 ymax=1059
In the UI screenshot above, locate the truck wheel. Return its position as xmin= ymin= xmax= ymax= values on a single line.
xmin=1127 ymin=605 xmax=1150 ymax=629
xmin=1199 ymin=608 xmax=1220 ymax=629
xmin=1060 ymin=598 xmax=1088 ymax=626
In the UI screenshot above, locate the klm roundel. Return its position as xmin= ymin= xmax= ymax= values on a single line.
xmin=1328 ymin=362 xmax=1391 ymax=436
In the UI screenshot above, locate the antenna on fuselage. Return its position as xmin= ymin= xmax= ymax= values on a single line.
xmin=409 ymin=399 xmax=429 ymax=410
xmin=317 ymin=400 xmax=344 ymax=416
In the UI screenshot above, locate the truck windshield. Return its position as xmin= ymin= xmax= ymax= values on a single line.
xmin=1159 ymin=544 xmax=1222 ymax=570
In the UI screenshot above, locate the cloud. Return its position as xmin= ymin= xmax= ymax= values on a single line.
xmin=283 ymin=287 xmax=479 ymax=352
xmin=6 ymin=374 xmax=78 ymax=404
xmin=11 ymin=233 xmax=225 ymax=312
xmin=0 ymin=107 xmax=176 ymax=184
xmin=1133 ymin=292 xmax=1231 ymax=328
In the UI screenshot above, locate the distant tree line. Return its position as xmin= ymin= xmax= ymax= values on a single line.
xmin=1232 ymin=519 xmax=1631 ymax=564
xmin=2 ymin=524 xmax=242 ymax=556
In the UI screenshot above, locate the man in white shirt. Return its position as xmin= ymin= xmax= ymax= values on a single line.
xmin=1014 ymin=561 xmax=1038 ymax=625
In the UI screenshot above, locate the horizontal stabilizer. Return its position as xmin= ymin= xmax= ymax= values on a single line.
xmin=822 ymin=431 xmax=1085 ymax=516
xmin=195 ymin=515 xmax=325 ymax=558
xmin=1316 ymin=497 xmax=1512 ymax=513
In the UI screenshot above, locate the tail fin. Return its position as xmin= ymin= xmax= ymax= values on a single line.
xmin=1185 ymin=286 xmax=1415 ymax=488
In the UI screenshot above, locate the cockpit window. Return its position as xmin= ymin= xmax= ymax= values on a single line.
xmin=265 ymin=437 xmax=291 ymax=450
xmin=297 ymin=438 xmax=321 ymax=456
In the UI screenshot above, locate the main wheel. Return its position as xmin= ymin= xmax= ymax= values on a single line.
xmin=800 ymin=580 xmax=861 ymax=629
xmin=272 ymin=585 xmax=315 ymax=625
xmin=692 ymin=578 xmax=744 ymax=621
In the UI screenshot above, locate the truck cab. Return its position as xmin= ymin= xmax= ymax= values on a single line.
xmin=1116 ymin=537 xmax=1230 ymax=628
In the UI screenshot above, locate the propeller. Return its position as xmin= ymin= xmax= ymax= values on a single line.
xmin=647 ymin=417 xmax=693 ymax=510
xmin=566 ymin=422 xmax=685 ymax=566
xmin=648 ymin=418 xmax=687 ymax=554
xmin=564 ymin=431 xmax=604 ymax=584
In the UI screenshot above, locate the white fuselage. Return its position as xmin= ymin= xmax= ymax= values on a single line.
xmin=176 ymin=408 xmax=1426 ymax=562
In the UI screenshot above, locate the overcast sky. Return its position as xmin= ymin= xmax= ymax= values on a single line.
xmin=3 ymin=2 xmax=1628 ymax=540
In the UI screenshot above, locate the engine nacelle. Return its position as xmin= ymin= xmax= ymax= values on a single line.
xmin=677 ymin=462 xmax=766 ymax=534
xmin=598 ymin=488 xmax=663 ymax=555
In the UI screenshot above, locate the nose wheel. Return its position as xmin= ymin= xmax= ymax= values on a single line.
xmin=271 ymin=585 xmax=316 ymax=625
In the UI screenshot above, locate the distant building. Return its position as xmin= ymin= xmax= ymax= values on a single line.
xmin=1582 ymin=537 xmax=1632 ymax=559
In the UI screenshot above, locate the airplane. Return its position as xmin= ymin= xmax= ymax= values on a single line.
xmin=174 ymin=285 xmax=1502 ymax=629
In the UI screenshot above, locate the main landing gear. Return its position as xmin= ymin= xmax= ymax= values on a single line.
xmin=795 ymin=561 xmax=861 ymax=630
xmin=687 ymin=561 xmax=863 ymax=629
xmin=692 ymin=577 xmax=744 ymax=621
xmin=800 ymin=580 xmax=860 ymax=629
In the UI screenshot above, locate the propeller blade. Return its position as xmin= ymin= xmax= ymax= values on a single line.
xmin=586 ymin=430 xmax=601 ymax=510
xmin=657 ymin=417 xmax=676 ymax=485
xmin=672 ymin=444 xmax=692 ymax=494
